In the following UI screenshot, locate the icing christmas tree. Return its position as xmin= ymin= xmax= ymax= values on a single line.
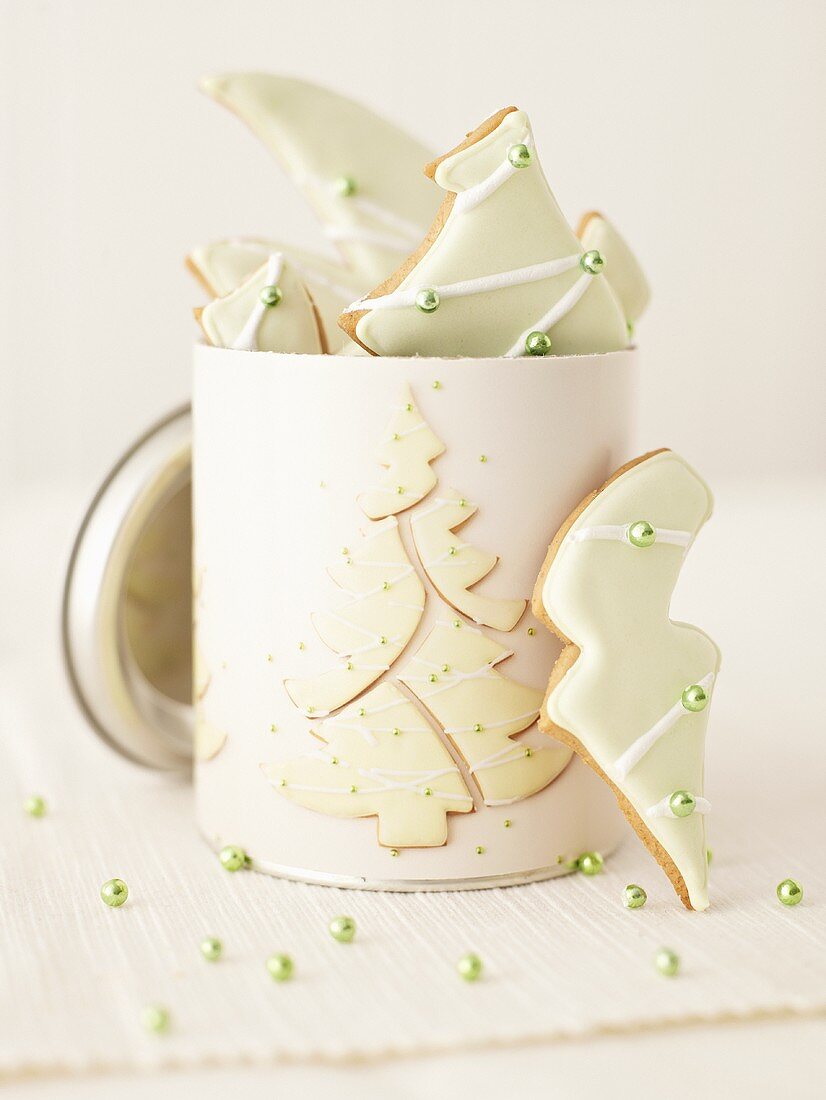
xmin=264 ymin=386 xmax=571 ymax=846
xmin=534 ymin=450 xmax=720 ymax=910
xmin=339 ymin=107 xmax=629 ymax=358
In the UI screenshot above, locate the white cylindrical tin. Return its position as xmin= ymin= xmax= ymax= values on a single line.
xmin=192 ymin=346 xmax=638 ymax=889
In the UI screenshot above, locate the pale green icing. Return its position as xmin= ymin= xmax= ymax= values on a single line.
xmin=542 ymin=452 xmax=720 ymax=910
xmin=355 ymin=110 xmax=629 ymax=358
xmin=580 ymin=214 xmax=651 ymax=327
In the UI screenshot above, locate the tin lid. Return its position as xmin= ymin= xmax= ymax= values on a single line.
xmin=61 ymin=405 xmax=194 ymax=770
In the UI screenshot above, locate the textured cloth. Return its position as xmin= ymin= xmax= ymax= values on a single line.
xmin=0 ymin=482 xmax=824 ymax=1078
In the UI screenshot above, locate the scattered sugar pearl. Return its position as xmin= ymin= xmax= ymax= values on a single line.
xmin=457 ymin=953 xmax=483 ymax=982
xmin=623 ymin=884 xmax=647 ymax=909
xmin=269 ymin=724 xmax=277 ymax=733
xmin=503 ymin=819 xmax=512 ymax=829
xmin=100 ymin=878 xmax=129 ymax=907
xmin=527 ymin=627 xmax=536 ymax=637
xmin=432 ymin=379 xmax=442 ymax=390
xmin=475 ymin=845 xmax=485 ymax=855
xmin=390 ymin=849 xmax=400 ymax=857
xmin=218 ymin=845 xmax=247 ymax=872
xmin=654 ymin=948 xmax=680 ymax=977
xmin=24 ymin=794 xmax=47 ymax=817
xmin=777 ymin=879 xmax=803 ymax=906
xmin=141 ymin=1005 xmax=170 ymax=1034
xmin=329 ymin=916 xmax=356 ymax=943
xmin=479 ymin=454 xmax=488 ymax=463
xmin=200 ymin=937 xmax=223 ymax=962
xmin=577 ymin=852 xmax=604 ymax=876
xmin=266 ymin=953 xmax=294 ymax=982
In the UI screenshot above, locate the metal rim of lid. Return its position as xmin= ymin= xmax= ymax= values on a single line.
xmin=61 ymin=404 xmax=194 ymax=770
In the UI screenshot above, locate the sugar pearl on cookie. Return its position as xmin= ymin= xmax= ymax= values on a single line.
xmin=777 ymin=879 xmax=803 ymax=906
xmin=627 ymin=520 xmax=656 ymax=547
xmin=332 ymin=175 xmax=357 ymax=197
xmin=654 ymin=948 xmax=680 ymax=977
xmin=525 ymin=331 xmax=552 ymax=356
xmin=682 ymin=683 xmax=709 ymax=712
xmin=259 ymin=284 xmax=282 ymax=307
xmin=415 ymin=288 xmax=440 ymax=314
xmin=140 ymin=1005 xmax=170 ymax=1034
xmin=507 ymin=143 xmax=532 ymax=169
xmin=580 ymin=249 xmax=605 ymax=275
xmin=669 ymin=790 xmax=696 ymax=818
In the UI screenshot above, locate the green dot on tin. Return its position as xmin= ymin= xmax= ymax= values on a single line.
xmin=507 ymin=143 xmax=532 ymax=169
xmin=777 ymin=879 xmax=803 ymax=906
xmin=100 ymin=878 xmax=129 ymax=907
xmin=24 ymin=794 xmax=47 ymax=817
xmin=627 ymin=520 xmax=656 ymax=548
xmin=578 ymin=851 xmax=604 ymax=876
xmin=682 ymin=684 xmax=709 ymax=712
xmin=200 ymin=936 xmax=223 ymax=962
xmin=266 ymin=953 xmax=294 ymax=982
xmin=415 ymin=287 xmax=440 ymax=314
xmin=525 ymin=331 xmax=552 ymax=356
xmin=329 ymin=915 xmax=356 ymax=943
xmin=333 ymin=175 xmax=356 ymax=197
xmin=457 ymin=953 xmax=483 ymax=981
xmin=669 ymin=790 xmax=696 ymax=818
xmin=141 ymin=1004 xmax=170 ymax=1033
xmin=623 ymin=884 xmax=647 ymax=909
xmin=259 ymin=284 xmax=282 ymax=307
xmin=218 ymin=845 xmax=247 ymax=872
xmin=580 ymin=249 xmax=604 ymax=275
xmin=654 ymin=947 xmax=680 ymax=977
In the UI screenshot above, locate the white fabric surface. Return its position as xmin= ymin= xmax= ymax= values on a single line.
xmin=1 ymin=479 xmax=824 ymax=1080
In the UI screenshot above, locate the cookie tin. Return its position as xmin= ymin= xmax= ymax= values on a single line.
xmin=61 ymin=405 xmax=194 ymax=770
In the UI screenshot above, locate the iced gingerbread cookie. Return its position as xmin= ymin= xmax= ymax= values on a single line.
xmin=188 ymin=237 xmax=361 ymax=350
xmin=578 ymin=212 xmax=651 ymax=335
xmin=200 ymin=73 xmax=439 ymax=288
xmin=340 ymin=107 xmax=630 ymax=358
xmin=198 ymin=252 xmax=325 ymax=353
xmin=532 ymin=450 xmax=720 ymax=910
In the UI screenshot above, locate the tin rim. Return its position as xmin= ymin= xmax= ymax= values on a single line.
xmin=61 ymin=404 xmax=194 ymax=770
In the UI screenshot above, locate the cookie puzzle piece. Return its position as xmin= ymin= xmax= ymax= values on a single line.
xmin=200 ymin=72 xmax=440 ymax=287
xmin=578 ymin=212 xmax=651 ymax=333
xmin=340 ymin=107 xmax=630 ymax=358
xmin=533 ymin=450 xmax=720 ymax=910
xmin=198 ymin=252 xmax=325 ymax=353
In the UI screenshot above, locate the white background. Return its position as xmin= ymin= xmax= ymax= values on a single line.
xmin=2 ymin=0 xmax=825 ymax=495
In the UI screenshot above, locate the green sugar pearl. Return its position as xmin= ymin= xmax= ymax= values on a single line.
xmin=525 ymin=331 xmax=552 ymax=356
xmin=655 ymin=947 xmax=680 ymax=977
xmin=577 ymin=851 xmax=604 ymax=876
xmin=140 ymin=1004 xmax=170 ymax=1034
xmin=580 ymin=249 xmax=605 ymax=275
xmin=507 ymin=143 xmax=532 ymax=169
xmin=457 ymin=953 xmax=483 ymax=982
xmin=24 ymin=794 xmax=47 ymax=817
xmin=329 ymin=915 xmax=356 ymax=943
xmin=415 ymin=287 xmax=440 ymax=314
xmin=266 ymin=953 xmax=295 ymax=982
xmin=100 ymin=878 xmax=129 ymax=907
xmin=669 ymin=790 xmax=697 ymax=818
xmin=333 ymin=175 xmax=357 ymax=197
xmin=259 ymin=284 xmax=282 ymax=307
xmin=218 ymin=844 xmax=247 ymax=872
xmin=200 ymin=936 xmax=223 ymax=962
xmin=623 ymin=884 xmax=647 ymax=909
xmin=627 ymin=520 xmax=656 ymax=548
xmin=777 ymin=879 xmax=803 ymax=907
xmin=681 ymin=684 xmax=709 ymax=712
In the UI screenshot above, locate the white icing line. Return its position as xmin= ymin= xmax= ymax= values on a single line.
xmin=451 ymin=130 xmax=532 ymax=215
xmin=231 ymin=253 xmax=284 ymax=352
xmin=613 ymin=672 xmax=716 ymax=780
xmin=646 ymin=795 xmax=711 ymax=818
xmin=446 ymin=711 xmax=539 ymax=735
xmin=472 ymin=743 xmax=545 ymax=772
xmin=342 ymin=254 xmax=581 ymax=314
xmin=569 ymin=525 xmax=693 ymax=547
xmin=505 ymin=269 xmax=594 ymax=357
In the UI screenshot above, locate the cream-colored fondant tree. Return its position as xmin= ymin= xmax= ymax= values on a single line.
xmin=261 ymin=385 xmax=571 ymax=847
